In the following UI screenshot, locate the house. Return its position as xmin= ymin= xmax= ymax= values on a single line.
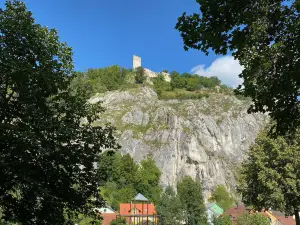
xmin=224 ymin=204 xmax=249 ymax=224
xmin=95 ymin=206 xmax=117 ymax=225
xmin=118 ymin=193 xmax=159 ymax=225
xmin=206 ymin=202 xmax=223 ymax=224
xmin=269 ymin=210 xmax=296 ymax=225
xmin=224 ymin=205 xmax=296 ymax=225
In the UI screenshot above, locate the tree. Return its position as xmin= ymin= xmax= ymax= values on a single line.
xmin=156 ymin=186 xmax=184 ymax=225
xmin=237 ymin=213 xmax=269 ymax=225
xmin=116 ymin=154 xmax=139 ymax=188
xmin=97 ymin=151 xmax=121 ymax=186
xmin=0 ymin=1 xmax=118 ymax=224
xmin=135 ymin=155 xmax=162 ymax=204
xmin=212 ymin=215 xmax=231 ymax=225
xmin=152 ymin=74 xmax=171 ymax=97
xmin=135 ymin=66 xmax=146 ymax=84
xmin=177 ymin=176 xmax=208 ymax=225
xmin=238 ymin=129 xmax=300 ymax=225
xmin=170 ymin=72 xmax=186 ymax=90
xmin=210 ymin=185 xmax=235 ymax=211
xmin=175 ymin=0 xmax=300 ymax=135
xmin=100 ymin=182 xmax=136 ymax=210
xmin=70 ymin=66 xmax=129 ymax=97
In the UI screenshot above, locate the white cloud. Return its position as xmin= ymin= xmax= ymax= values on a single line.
xmin=190 ymin=56 xmax=244 ymax=87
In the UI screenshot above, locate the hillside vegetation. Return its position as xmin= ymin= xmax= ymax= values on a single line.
xmin=70 ymin=65 xmax=241 ymax=100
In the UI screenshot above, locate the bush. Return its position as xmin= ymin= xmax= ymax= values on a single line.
xmin=209 ymin=185 xmax=235 ymax=211
xmin=153 ymin=73 xmax=171 ymax=96
xmin=237 ymin=213 xmax=269 ymax=225
xmin=110 ymin=217 xmax=126 ymax=225
xmin=170 ymin=71 xmax=222 ymax=91
xmin=135 ymin=66 xmax=146 ymax=84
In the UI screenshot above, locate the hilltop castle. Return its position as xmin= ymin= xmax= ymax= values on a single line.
xmin=132 ymin=55 xmax=171 ymax=82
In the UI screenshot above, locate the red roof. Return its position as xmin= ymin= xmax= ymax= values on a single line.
xmin=276 ymin=216 xmax=295 ymax=225
xmin=119 ymin=203 xmax=156 ymax=215
xmin=224 ymin=205 xmax=248 ymax=220
xmin=100 ymin=213 xmax=118 ymax=225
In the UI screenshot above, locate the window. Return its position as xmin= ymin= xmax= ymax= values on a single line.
xmin=104 ymin=209 xmax=106 ymax=213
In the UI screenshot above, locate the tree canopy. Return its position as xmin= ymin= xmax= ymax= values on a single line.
xmin=210 ymin=185 xmax=235 ymax=211
xmin=175 ymin=0 xmax=300 ymax=135
xmin=212 ymin=215 xmax=231 ymax=225
xmin=238 ymin=129 xmax=300 ymax=225
xmin=99 ymin=153 xmax=162 ymax=210
xmin=0 ymin=1 xmax=118 ymax=224
xmin=177 ymin=176 xmax=208 ymax=225
xmin=237 ymin=213 xmax=269 ymax=225
xmin=134 ymin=66 xmax=146 ymax=84
xmin=155 ymin=186 xmax=184 ymax=225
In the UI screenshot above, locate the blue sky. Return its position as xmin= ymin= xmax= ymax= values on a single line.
xmin=0 ymin=0 xmax=243 ymax=87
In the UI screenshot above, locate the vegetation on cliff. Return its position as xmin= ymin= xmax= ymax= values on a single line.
xmin=70 ymin=63 xmax=233 ymax=100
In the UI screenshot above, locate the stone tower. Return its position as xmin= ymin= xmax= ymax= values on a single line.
xmin=133 ymin=55 xmax=141 ymax=70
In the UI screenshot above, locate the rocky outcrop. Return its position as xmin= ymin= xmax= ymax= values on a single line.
xmin=90 ymin=87 xmax=267 ymax=198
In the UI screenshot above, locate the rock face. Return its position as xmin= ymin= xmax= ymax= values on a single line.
xmin=90 ymin=87 xmax=267 ymax=198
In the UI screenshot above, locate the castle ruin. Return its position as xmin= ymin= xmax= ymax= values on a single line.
xmin=132 ymin=55 xmax=171 ymax=82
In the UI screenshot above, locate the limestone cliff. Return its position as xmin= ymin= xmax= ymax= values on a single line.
xmin=90 ymin=87 xmax=267 ymax=198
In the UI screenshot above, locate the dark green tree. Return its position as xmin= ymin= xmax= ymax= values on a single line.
xmin=170 ymin=72 xmax=186 ymax=90
xmin=135 ymin=66 xmax=146 ymax=84
xmin=177 ymin=176 xmax=208 ymax=225
xmin=100 ymin=182 xmax=136 ymax=210
xmin=117 ymin=154 xmax=139 ymax=188
xmin=156 ymin=186 xmax=184 ymax=225
xmin=175 ymin=0 xmax=300 ymax=135
xmin=237 ymin=213 xmax=269 ymax=225
xmin=210 ymin=185 xmax=235 ymax=211
xmin=212 ymin=215 xmax=231 ymax=225
xmin=238 ymin=129 xmax=300 ymax=225
xmin=97 ymin=151 xmax=121 ymax=185
xmin=0 ymin=1 xmax=118 ymax=224
xmin=135 ymin=155 xmax=162 ymax=203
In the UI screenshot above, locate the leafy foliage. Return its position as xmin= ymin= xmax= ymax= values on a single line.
xmin=70 ymin=66 xmax=131 ymax=97
xmin=177 ymin=176 xmax=208 ymax=225
xmin=134 ymin=66 xmax=146 ymax=84
xmin=238 ymin=128 xmax=300 ymax=224
xmin=170 ymin=72 xmax=221 ymax=91
xmin=156 ymin=186 xmax=184 ymax=225
xmin=99 ymin=153 xmax=162 ymax=210
xmin=110 ymin=217 xmax=126 ymax=225
xmin=212 ymin=215 xmax=231 ymax=225
xmin=135 ymin=155 xmax=162 ymax=204
xmin=152 ymin=73 xmax=171 ymax=95
xmin=237 ymin=213 xmax=269 ymax=225
xmin=175 ymin=0 xmax=300 ymax=135
xmin=210 ymin=185 xmax=235 ymax=211
xmin=0 ymin=1 xmax=118 ymax=224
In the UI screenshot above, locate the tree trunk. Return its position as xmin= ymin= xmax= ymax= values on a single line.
xmin=295 ymin=209 xmax=300 ymax=225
